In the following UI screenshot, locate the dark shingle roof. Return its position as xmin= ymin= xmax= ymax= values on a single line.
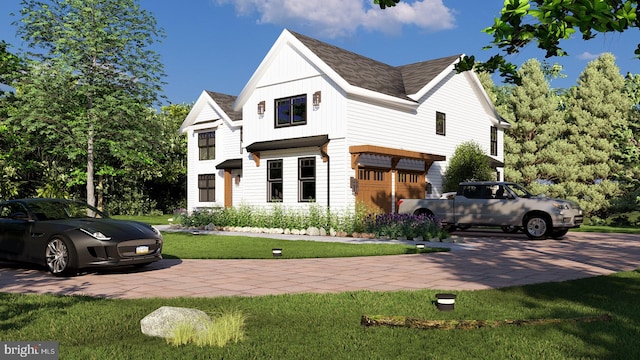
xmin=289 ymin=30 xmax=461 ymax=101
xmin=205 ymin=91 xmax=242 ymax=121
xmin=398 ymin=55 xmax=462 ymax=95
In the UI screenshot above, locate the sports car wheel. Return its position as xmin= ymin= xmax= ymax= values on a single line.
xmin=524 ymin=215 xmax=550 ymax=240
xmin=45 ymin=237 xmax=77 ymax=277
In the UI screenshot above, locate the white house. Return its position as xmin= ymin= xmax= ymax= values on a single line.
xmin=179 ymin=29 xmax=509 ymax=213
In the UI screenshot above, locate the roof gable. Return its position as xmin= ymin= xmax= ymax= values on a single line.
xmin=179 ymin=90 xmax=242 ymax=133
xmin=235 ymin=29 xmax=464 ymax=110
xmin=206 ymin=91 xmax=242 ymax=120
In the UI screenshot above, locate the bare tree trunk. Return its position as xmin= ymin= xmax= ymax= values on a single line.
xmin=87 ymin=122 xmax=95 ymax=207
xmin=361 ymin=314 xmax=611 ymax=330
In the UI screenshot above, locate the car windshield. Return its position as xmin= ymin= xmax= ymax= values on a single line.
xmin=506 ymin=183 xmax=534 ymax=198
xmin=28 ymin=200 xmax=108 ymax=220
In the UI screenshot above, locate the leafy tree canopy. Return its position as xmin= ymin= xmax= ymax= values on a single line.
xmin=442 ymin=141 xmax=494 ymax=192
xmin=376 ymin=0 xmax=639 ymax=84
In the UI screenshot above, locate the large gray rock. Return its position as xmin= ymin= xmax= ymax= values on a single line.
xmin=141 ymin=306 xmax=212 ymax=338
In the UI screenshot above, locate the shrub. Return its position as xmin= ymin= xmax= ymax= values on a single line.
xmin=364 ymin=213 xmax=446 ymax=240
xmin=176 ymin=203 xmax=446 ymax=240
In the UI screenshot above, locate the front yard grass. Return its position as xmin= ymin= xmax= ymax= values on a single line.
xmin=160 ymin=232 xmax=447 ymax=259
xmin=2 ymin=270 xmax=639 ymax=359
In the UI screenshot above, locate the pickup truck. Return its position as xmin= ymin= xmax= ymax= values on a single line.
xmin=397 ymin=181 xmax=584 ymax=239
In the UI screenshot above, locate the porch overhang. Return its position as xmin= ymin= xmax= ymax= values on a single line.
xmin=246 ymin=134 xmax=329 ymax=152
xmin=216 ymin=158 xmax=242 ymax=170
xmin=247 ymin=135 xmax=330 ymax=167
xmin=486 ymin=156 xmax=504 ymax=168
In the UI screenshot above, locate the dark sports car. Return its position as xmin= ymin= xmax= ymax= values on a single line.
xmin=0 ymin=198 xmax=163 ymax=276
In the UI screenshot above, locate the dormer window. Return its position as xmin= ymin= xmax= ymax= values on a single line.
xmin=275 ymin=95 xmax=307 ymax=127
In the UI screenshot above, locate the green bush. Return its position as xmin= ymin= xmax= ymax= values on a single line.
xmin=177 ymin=202 xmax=446 ymax=240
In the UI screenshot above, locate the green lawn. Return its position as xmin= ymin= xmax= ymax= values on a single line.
xmin=2 ymin=270 xmax=639 ymax=359
xmin=112 ymin=214 xmax=176 ymax=225
xmin=161 ymin=232 xmax=446 ymax=259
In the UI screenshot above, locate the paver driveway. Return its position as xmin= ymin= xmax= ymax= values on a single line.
xmin=1 ymin=231 xmax=639 ymax=299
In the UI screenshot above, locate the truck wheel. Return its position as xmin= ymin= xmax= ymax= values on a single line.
xmin=524 ymin=215 xmax=550 ymax=240
xmin=551 ymin=228 xmax=569 ymax=239
xmin=413 ymin=209 xmax=434 ymax=218
xmin=501 ymin=225 xmax=520 ymax=233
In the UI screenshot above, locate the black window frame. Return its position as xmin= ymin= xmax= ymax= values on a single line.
xmin=198 ymin=131 xmax=216 ymax=160
xmin=267 ymin=159 xmax=283 ymax=202
xmin=490 ymin=126 xmax=498 ymax=156
xmin=198 ymin=174 xmax=215 ymax=202
xmin=436 ymin=111 xmax=446 ymax=136
xmin=298 ymin=157 xmax=316 ymax=202
xmin=275 ymin=94 xmax=307 ymax=128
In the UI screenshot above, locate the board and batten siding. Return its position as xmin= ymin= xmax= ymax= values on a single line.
xmin=242 ymin=42 xmax=347 ymax=149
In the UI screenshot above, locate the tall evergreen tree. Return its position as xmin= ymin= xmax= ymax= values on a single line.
xmin=12 ymin=0 xmax=165 ymax=207
xmin=502 ymin=59 xmax=579 ymax=192
xmin=558 ymin=53 xmax=630 ymax=216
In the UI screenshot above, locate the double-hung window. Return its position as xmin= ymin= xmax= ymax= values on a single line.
xmin=436 ymin=112 xmax=446 ymax=136
xmin=198 ymin=174 xmax=215 ymax=202
xmin=490 ymin=126 xmax=498 ymax=156
xmin=198 ymin=131 xmax=216 ymax=160
xmin=275 ymin=95 xmax=307 ymax=127
xmin=298 ymin=157 xmax=316 ymax=202
xmin=267 ymin=160 xmax=283 ymax=202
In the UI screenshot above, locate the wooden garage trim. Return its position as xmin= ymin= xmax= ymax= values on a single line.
xmin=349 ymin=145 xmax=446 ymax=170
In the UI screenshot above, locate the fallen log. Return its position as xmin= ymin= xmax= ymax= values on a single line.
xmin=361 ymin=314 xmax=612 ymax=330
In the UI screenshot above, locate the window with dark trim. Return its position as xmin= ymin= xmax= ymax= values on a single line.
xmin=267 ymin=159 xmax=283 ymax=202
xmin=198 ymin=131 xmax=216 ymax=160
xmin=490 ymin=126 xmax=498 ymax=156
xmin=436 ymin=112 xmax=446 ymax=136
xmin=275 ymin=95 xmax=307 ymax=127
xmin=198 ymin=174 xmax=215 ymax=202
xmin=298 ymin=157 xmax=316 ymax=202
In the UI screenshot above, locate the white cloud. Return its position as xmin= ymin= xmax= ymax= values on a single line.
xmin=577 ymin=51 xmax=604 ymax=61
xmin=215 ymin=0 xmax=455 ymax=37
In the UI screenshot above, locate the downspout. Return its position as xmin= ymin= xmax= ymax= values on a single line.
xmin=320 ymin=143 xmax=330 ymax=208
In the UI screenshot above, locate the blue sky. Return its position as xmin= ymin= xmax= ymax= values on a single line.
xmin=2 ymin=0 xmax=639 ymax=106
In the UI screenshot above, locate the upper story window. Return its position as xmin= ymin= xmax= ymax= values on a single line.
xmin=275 ymin=95 xmax=307 ymax=127
xmin=436 ymin=111 xmax=446 ymax=136
xmin=198 ymin=131 xmax=215 ymax=160
xmin=490 ymin=126 xmax=498 ymax=156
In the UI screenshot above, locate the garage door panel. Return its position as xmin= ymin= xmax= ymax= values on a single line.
xmin=396 ymin=171 xmax=425 ymax=200
xmin=357 ymin=168 xmax=391 ymax=213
